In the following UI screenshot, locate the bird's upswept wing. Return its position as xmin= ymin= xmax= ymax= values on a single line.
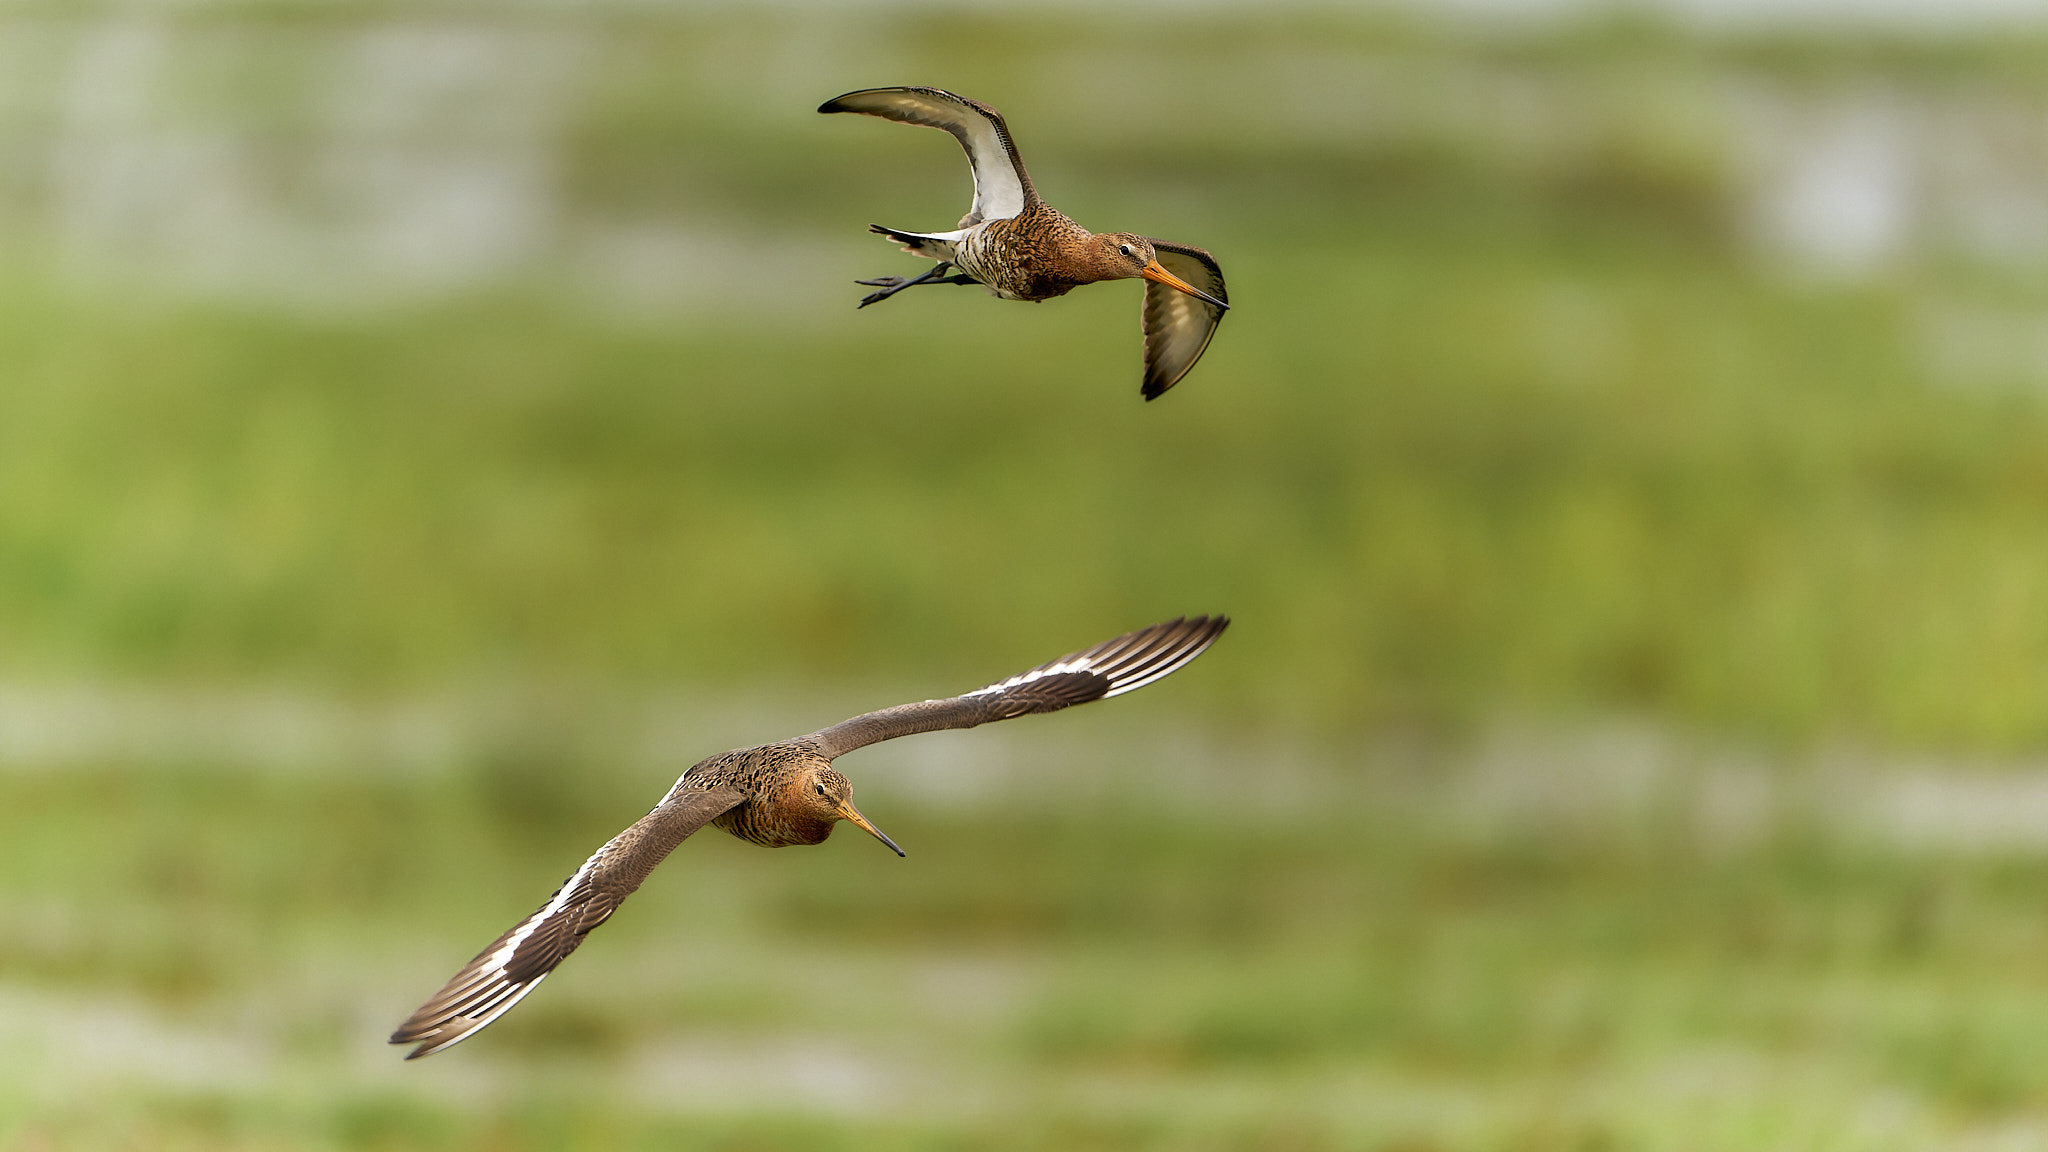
xmin=390 ymin=786 xmax=744 ymax=1059
xmin=808 ymin=616 xmax=1229 ymax=759
xmin=1140 ymin=241 xmax=1228 ymax=400
xmin=819 ymin=87 xmax=1037 ymax=226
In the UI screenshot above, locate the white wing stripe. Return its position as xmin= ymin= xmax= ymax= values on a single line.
xmin=482 ymin=848 xmax=601 ymax=976
xmin=957 ymin=617 xmax=1224 ymax=703
xmin=965 ymin=656 xmax=1101 ymax=696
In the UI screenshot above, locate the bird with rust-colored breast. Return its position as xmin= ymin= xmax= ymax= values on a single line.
xmin=391 ymin=616 xmax=1228 ymax=1058
xmin=820 ymin=87 xmax=1230 ymax=400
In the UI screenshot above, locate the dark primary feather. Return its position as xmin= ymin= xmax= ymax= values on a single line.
xmin=808 ymin=616 xmax=1229 ymax=759
xmin=390 ymin=787 xmax=743 ymax=1059
xmin=1141 ymin=240 xmax=1228 ymax=400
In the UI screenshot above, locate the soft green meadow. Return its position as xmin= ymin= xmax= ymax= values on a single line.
xmin=6 ymin=7 xmax=2048 ymax=1149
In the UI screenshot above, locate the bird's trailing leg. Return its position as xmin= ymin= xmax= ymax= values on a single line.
xmin=855 ymin=261 xmax=978 ymax=308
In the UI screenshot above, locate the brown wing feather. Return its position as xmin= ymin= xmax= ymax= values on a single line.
xmin=808 ymin=616 xmax=1229 ymax=759
xmin=1141 ymin=240 xmax=1228 ymax=400
xmin=390 ymin=786 xmax=743 ymax=1059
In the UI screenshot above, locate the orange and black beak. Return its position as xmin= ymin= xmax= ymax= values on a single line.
xmin=1141 ymin=260 xmax=1228 ymax=311
xmin=837 ymin=799 xmax=906 ymax=857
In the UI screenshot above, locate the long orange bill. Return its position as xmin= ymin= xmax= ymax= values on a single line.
xmin=1141 ymin=260 xmax=1228 ymax=310
xmin=838 ymin=799 xmax=906 ymax=857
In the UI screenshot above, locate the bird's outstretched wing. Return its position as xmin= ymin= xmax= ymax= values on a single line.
xmin=390 ymin=786 xmax=744 ymax=1059
xmin=819 ymin=87 xmax=1037 ymax=226
xmin=808 ymin=616 xmax=1229 ymax=759
xmin=1141 ymin=241 xmax=1228 ymax=400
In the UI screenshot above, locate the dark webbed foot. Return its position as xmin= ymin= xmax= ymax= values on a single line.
xmin=854 ymin=262 xmax=979 ymax=308
xmin=854 ymin=276 xmax=913 ymax=308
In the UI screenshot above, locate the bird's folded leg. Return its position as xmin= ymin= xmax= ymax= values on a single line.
xmin=855 ymin=262 xmax=977 ymax=308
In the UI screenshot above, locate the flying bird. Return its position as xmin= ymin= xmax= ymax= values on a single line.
xmin=819 ymin=86 xmax=1229 ymax=401
xmin=392 ymin=615 xmax=1230 ymax=1058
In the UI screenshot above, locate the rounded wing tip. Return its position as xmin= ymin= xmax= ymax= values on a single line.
xmin=1141 ymin=366 xmax=1195 ymax=401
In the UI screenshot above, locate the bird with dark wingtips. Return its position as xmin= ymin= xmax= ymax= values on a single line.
xmin=391 ymin=616 xmax=1229 ymax=1058
xmin=819 ymin=86 xmax=1230 ymax=401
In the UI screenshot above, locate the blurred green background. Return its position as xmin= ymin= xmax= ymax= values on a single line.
xmin=9 ymin=3 xmax=2048 ymax=1149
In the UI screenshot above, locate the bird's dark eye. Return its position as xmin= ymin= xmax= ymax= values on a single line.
xmin=815 ymin=783 xmax=826 ymax=796
xmin=1119 ymin=244 xmax=1134 ymax=256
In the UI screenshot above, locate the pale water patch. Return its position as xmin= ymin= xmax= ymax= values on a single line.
xmin=5 ymin=679 xmax=2048 ymax=852
xmin=1855 ymin=768 xmax=2048 ymax=852
xmin=0 ymin=984 xmax=269 ymax=1102
xmin=565 ymin=220 xmax=869 ymax=321
xmin=629 ymin=1036 xmax=922 ymax=1116
xmin=44 ymin=16 xmax=579 ymax=307
xmin=0 ymin=682 xmax=462 ymax=775
xmin=1733 ymin=87 xmax=1916 ymax=276
xmin=7 ymin=8 xmax=2048 ymax=312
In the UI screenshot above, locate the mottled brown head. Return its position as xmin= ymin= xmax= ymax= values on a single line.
xmin=1092 ymin=233 xmax=1156 ymax=280
xmin=1093 ymin=233 xmax=1228 ymax=310
xmin=798 ymin=766 xmax=906 ymax=857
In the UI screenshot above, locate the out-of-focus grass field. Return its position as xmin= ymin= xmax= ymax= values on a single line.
xmin=8 ymin=7 xmax=2048 ymax=1149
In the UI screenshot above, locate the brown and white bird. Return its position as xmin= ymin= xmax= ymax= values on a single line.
xmin=820 ymin=86 xmax=1230 ymax=401
xmin=391 ymin=616 xmax=1229 ymax=1058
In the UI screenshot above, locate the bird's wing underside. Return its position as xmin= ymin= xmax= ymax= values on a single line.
xmin=390 ymin=786 xmax=744 ymax=1059
xmin=819 ymin=87 xmax=1037 ymax=225
xmin=808 ymin=616 xmax=1229 ymax=759
xmin=1140 ymin=241 xmax=1229 ymax=400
